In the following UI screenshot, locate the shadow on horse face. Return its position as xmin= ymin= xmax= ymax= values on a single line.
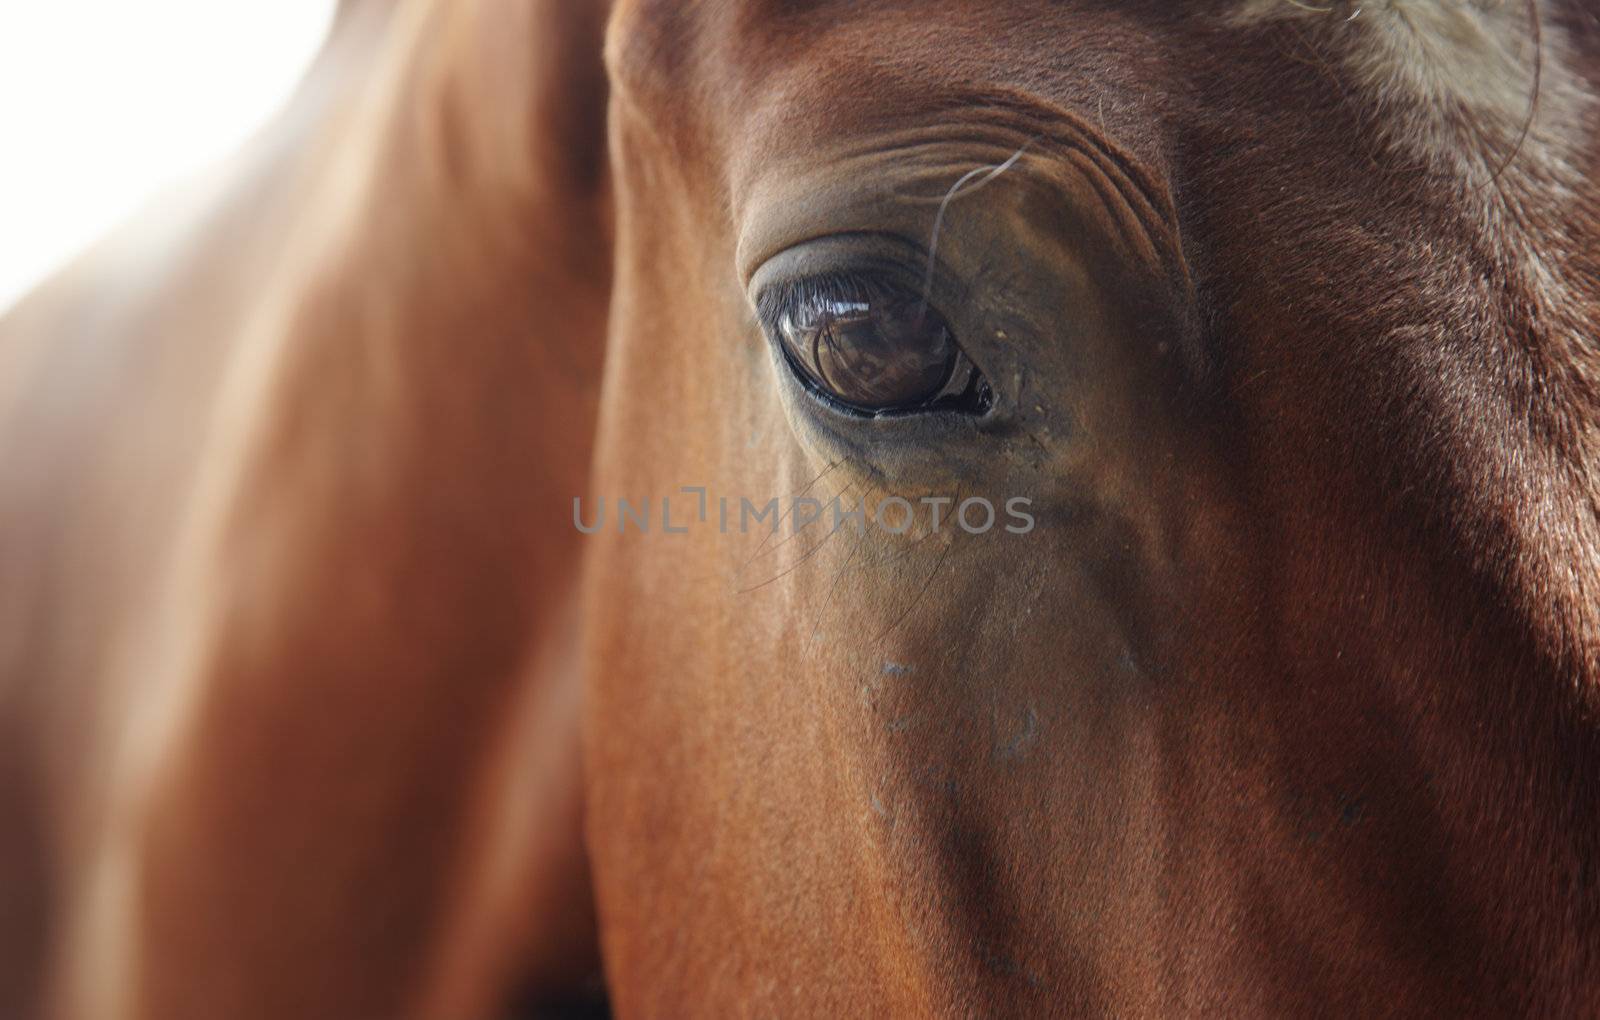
xmin=583 ymin=0 xmax=1600 ymax=1014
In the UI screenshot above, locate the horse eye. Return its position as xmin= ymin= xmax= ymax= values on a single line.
xmin=766 ymin=276 xmax=989 ymax=415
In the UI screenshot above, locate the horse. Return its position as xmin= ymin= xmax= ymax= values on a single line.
xmin=3 ymin=0 xmax=1599 ymax=1016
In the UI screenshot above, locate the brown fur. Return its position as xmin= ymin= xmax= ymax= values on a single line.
xmin=3 ymin=0 xmax=1599 ymax=1016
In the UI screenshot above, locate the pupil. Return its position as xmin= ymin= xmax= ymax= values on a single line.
xmin=779 ymin=285 xmax=956 ymax=410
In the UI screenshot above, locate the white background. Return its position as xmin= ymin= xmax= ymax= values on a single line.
xmin=0 ymin=2 xmax=336 ymax=311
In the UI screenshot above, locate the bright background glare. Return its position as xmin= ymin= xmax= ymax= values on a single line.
xmin=0 ymin=2 xmax=337 ymax=312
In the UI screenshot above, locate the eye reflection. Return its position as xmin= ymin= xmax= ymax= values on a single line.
xmin=767 ymin=275 xmax=976 ymax=413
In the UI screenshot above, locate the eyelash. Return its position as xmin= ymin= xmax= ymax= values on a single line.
xmin=754 ymin=271 xmax=889 ymax=340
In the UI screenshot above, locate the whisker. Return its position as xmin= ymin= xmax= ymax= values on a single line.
xmin=872 ymin=538 xmax=953 ymax=646
xmin=736 ymin=486 xmax=862 ymax=595
xmin=1479 ymin=0 xmax=1542 ymax=194
xmin=919 ymin=141 xmax=1035 ymax=312
xmin=869 ymin=481 xmax=966 ymax=644
xmin=806 ymin=540 xmax=863 ymax=649
xmin=744 ymin=478 xmax=858 ymax=567
xmin=741 ymin=459 xmax=841 ymax=571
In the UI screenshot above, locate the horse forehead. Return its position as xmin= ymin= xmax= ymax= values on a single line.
xmin=605 ymin=0 xmax=1160 ymax=130
xmin=604 ymin=1 xmax=1547 ymax=67
xmin=604 ymin=0 xmax=1594 ymax=285
xmin=605 ymin=0 xmax=1565 ymax=157
xmin=607 ymin=0 xmax=1563 ymax=106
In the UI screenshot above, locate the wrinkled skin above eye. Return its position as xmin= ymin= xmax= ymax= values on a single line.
xmin=774 ymin=278 xmax=958 ymax=411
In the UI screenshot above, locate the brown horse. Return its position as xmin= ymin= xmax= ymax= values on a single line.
xmin=3 ymin=0 xmax=1600 ymax=1016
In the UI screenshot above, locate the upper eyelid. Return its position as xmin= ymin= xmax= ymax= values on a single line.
xmin=745 ymin=231 xmax=946 ymax=294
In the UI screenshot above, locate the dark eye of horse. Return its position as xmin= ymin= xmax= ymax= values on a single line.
xmin=762 ymin=275 xmax=991 ymax=416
